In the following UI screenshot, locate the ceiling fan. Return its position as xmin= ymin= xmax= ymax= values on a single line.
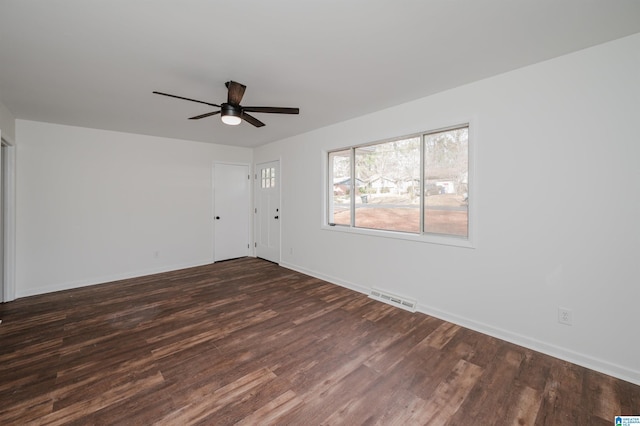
xmin=153 ymin=81 xmax=299 ymax=127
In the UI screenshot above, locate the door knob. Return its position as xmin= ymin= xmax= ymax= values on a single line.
xmin=215 ymin=216 xmax=220 ymax=220
xmin=274 ymin=215 xmax=279 ymax=219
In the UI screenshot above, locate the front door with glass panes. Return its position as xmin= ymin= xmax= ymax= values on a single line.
xmin=255 ymin=160 xmax=280 ymax=263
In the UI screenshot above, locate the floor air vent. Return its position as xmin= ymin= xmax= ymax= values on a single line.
xmin=369 ymin=288 xmax=417 ymax=312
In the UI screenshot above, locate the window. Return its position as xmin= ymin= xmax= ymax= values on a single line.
xmin=327 ymin=124 xmax=470 ymax=240
xmin=424 ymin=127 xmax=469 ymax=237
xmin=328 ymin=150 xmax=351 ymax=226
xmin=261 ymin=167 xmax=275 ymax=189
xmin=354 ymin=137 xmax=421 ymax=233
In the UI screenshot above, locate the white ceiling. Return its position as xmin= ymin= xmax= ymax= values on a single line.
xmin=1 ymin=1 xmax=639 ymax=148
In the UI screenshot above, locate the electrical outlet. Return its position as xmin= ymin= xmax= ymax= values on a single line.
xmin=558 ymin=307 xmax=572 ymax=326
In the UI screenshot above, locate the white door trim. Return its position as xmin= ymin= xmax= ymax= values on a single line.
xmin=1 ymin=136 xmax=16 ymax=302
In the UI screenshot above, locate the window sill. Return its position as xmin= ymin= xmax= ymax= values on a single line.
xmin=321 ymin=224 xmax=475 ymax=249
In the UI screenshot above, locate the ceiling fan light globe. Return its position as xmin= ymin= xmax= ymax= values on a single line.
xmin=221 ymin=115 xmax=242 ymax=125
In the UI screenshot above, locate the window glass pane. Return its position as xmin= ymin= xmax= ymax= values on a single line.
xmin=423 ymin=127 xmax=468 ymax=237
xmin=354 ymin=137 xmax=421 ymax=233
xmin=329 ymin=150 xmax=351 ymax=225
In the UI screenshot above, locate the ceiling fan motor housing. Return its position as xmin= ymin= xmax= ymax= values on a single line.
xmin=221 ymin=103 xmax=241 ymax=116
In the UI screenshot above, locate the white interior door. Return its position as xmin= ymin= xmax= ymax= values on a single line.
xmin=213 ymin=163 xmax=250 ymax=262
xmin=255 ymin=160 xmax=280 ymax=263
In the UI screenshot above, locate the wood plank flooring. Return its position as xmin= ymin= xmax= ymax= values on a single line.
xmin=1 ymin=257 xmax=638 ymax=425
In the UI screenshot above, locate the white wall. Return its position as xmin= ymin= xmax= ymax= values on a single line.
xmin=0 ymin=99 xmax=15 ymax=143
xmin=255 ymin=33 xmax=640 ymax=384
xmin=16 ymin=120 xmax=252 ymax=297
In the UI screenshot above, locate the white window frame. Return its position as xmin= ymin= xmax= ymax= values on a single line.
xmin=322 ymin=122 xmax=476 ymax=249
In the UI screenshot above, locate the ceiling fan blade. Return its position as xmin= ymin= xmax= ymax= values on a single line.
xmin=242 ymin=106 xmax=300 ymax=114
xmin=153 ymin=91 xmax=220 ymax=108
xmin=226 ymin=81 xmax=246 ymax=105
xmin=189 ymin=111 xmax=221 ymax=120
xmin=241 ymin=112 xmax=266 ymax=127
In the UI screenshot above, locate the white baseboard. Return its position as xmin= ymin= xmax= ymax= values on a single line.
xmin=16 ymin=259 xmax=213 ymax=299
xmin=416 ymin=302 xmax=640 ymax=387
xmin=279 ymin=260 xmax=640 ymax=387
xmin=279 ymin=261 xmax=370 ymax=295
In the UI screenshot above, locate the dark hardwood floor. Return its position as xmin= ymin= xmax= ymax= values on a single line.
xmin=1 ymin=257 xmax=638 ymax=425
